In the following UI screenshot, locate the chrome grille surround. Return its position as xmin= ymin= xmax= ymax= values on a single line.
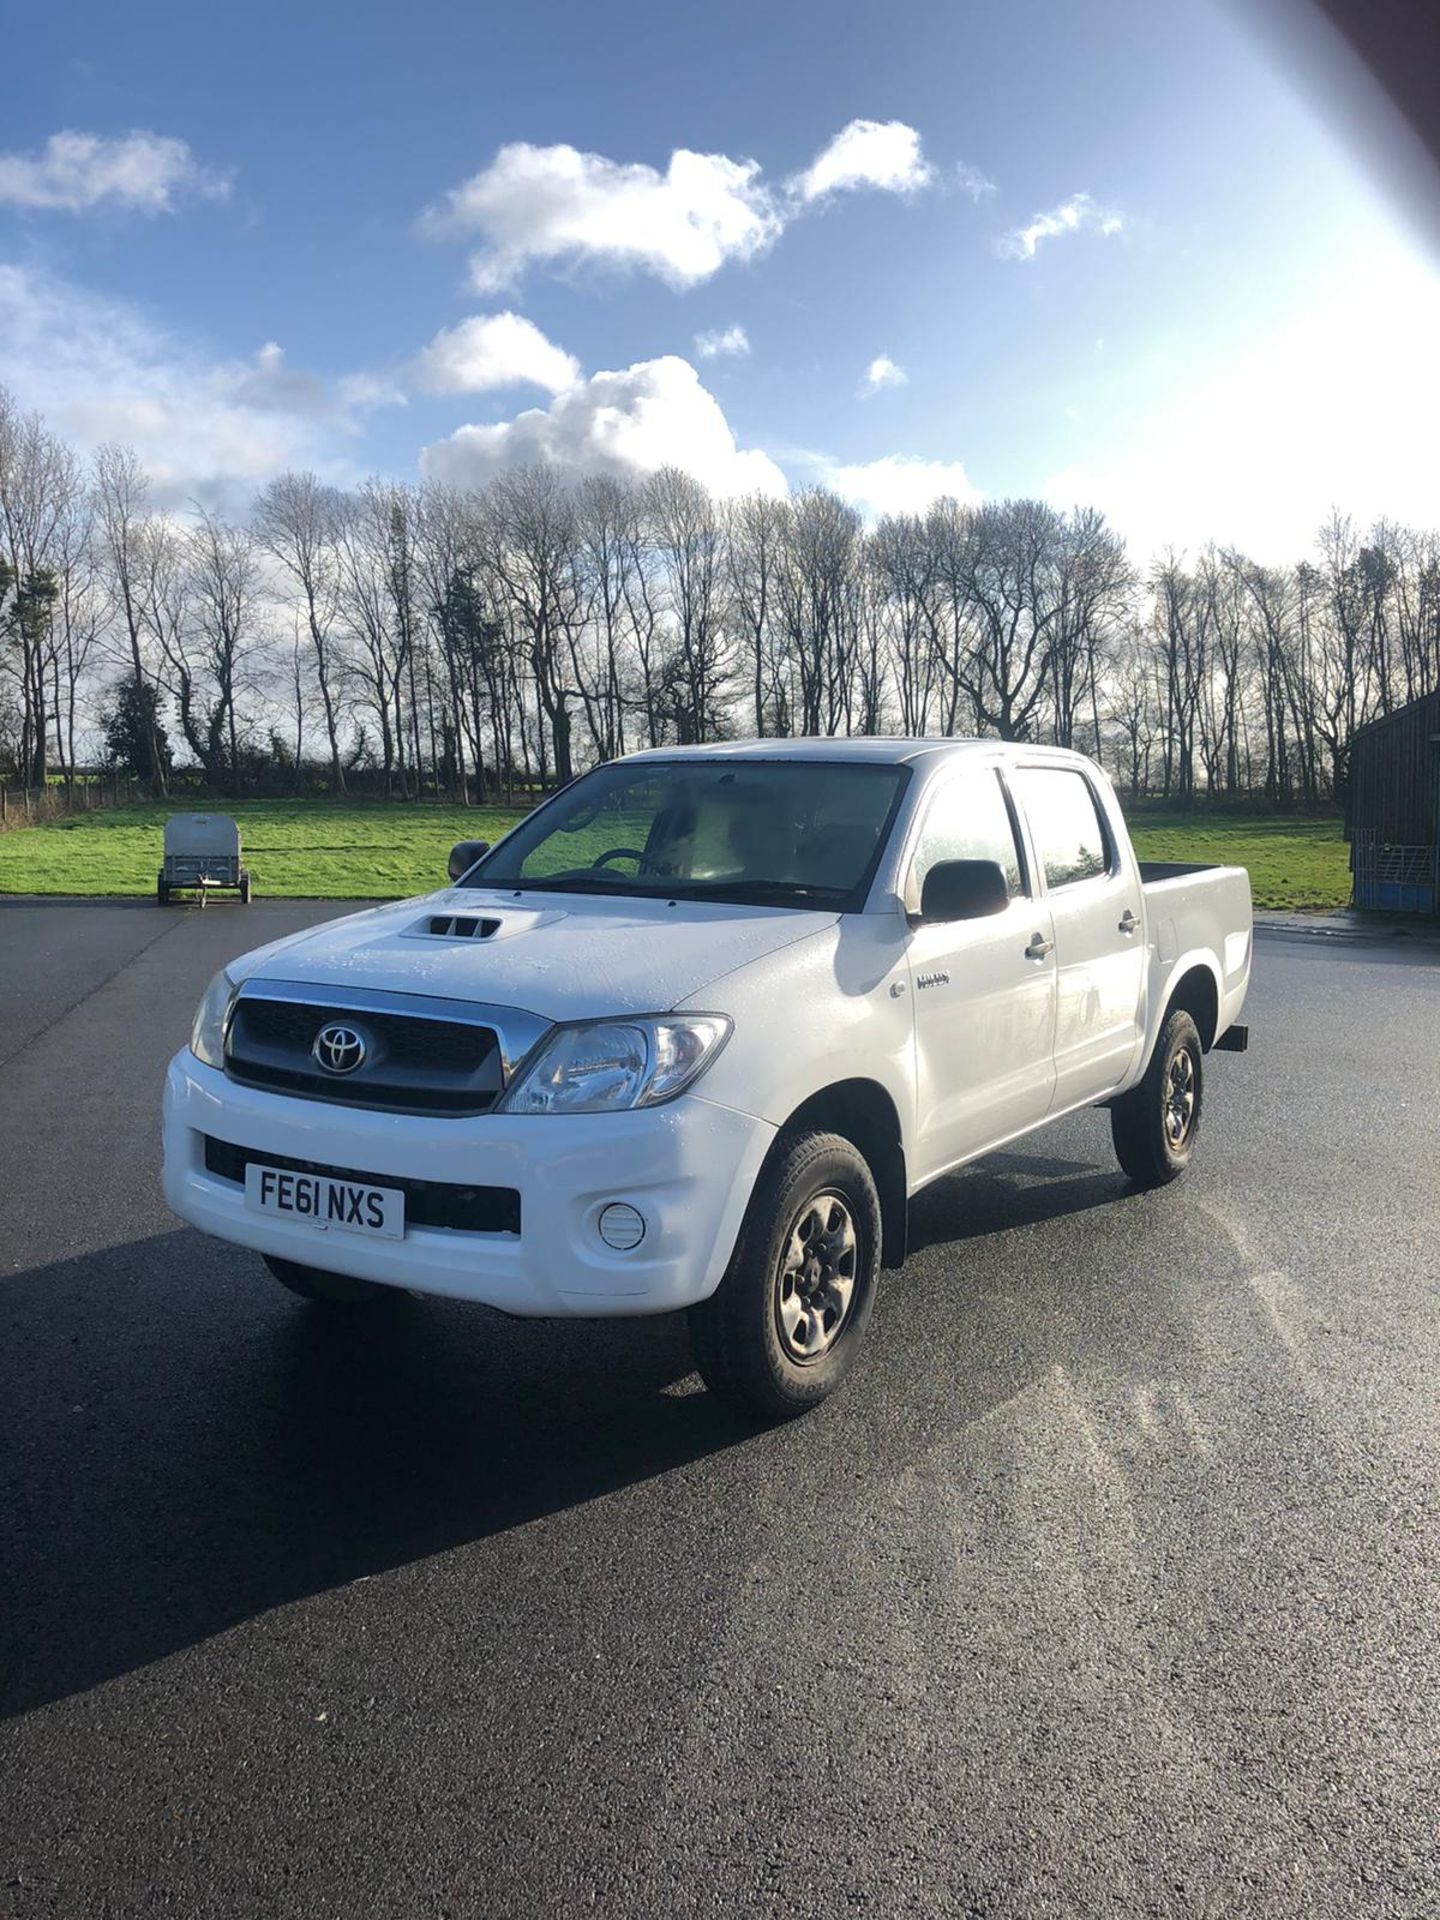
xmin=224 ymin=979 xmax=551 ymax=1118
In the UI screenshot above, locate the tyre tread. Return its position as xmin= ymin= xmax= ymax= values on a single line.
xmin=1111 ymin=1007 xmax=1202 ymax=1189
xmin=688 ymin=1129 xmax=880 ymax=1420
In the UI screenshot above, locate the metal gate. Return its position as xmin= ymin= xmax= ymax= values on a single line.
xmin=1352 ymin=828 xmax=1438 ymax=913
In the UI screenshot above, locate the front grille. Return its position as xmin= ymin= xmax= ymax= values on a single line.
xmin=227 ymin=994 xmax=503 ymax=1114
xmin=203 ymin=1136 xmax=521 ymax=1235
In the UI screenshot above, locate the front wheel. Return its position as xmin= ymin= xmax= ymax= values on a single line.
xmin=1110 ymin=1007 xmax=1203 ymax=1188
xmin=688 ymin=1130 xmax=881 ymax=1421
xmin=263 ymin=1253 xmax=391 ymax=1305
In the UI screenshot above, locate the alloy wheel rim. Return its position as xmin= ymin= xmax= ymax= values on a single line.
xmin=1165 ymin=1045 xmax=1197 ymax=1148
xmin=775 ymin=1190 xmax=859 ymax=1363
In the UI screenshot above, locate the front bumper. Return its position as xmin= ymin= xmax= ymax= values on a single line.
xmin=161 ymin=1051 xmax=776 ymax=1316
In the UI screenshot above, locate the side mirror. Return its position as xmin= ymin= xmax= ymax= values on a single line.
xmin=448 ymin=839 xmax=491 ymax=883
xmin=918 ymin=859 xmax=1010 ymax=924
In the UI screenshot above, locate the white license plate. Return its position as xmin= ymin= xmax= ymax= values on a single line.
xmin=244 ymin=1163 xmax=405 ymax=1240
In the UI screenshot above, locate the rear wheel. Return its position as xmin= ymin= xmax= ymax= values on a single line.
xmin=263 ymin=1253 xmax=390 ymax=1305
xmin=239 ymin=870 xmax=252 ymax=904
xmin=157 ymin=872 xmax=170 ymax=907
xmin=1111 ymin=1007 xmax=1203 ymax=1188
xmin=688 ymin=1130 xmax=881 ymax=1420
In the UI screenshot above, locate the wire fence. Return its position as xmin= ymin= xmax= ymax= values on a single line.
xmin=0 ymin=776 xmax=146 ymax=832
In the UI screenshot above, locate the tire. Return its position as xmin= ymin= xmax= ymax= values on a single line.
xmin=239 ymin=870 xmax=252 ymax=904
xmin=688 ymin=1130 xmax=882 ymax=1421
xmin=1111 ymin=1007 xmax=1203 ymax=1189
xmin=157 ymin=873 xmax=170 ymax=907
xmin=263 ymin=1253 xmax=391 ymax=1306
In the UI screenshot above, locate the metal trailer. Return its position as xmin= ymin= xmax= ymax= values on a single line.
xmin=158 ymin=813 xmax=252 ymax=907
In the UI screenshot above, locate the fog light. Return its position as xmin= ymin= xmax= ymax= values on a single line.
xmin=598 ymin=1203 xmax=646 ymax=1251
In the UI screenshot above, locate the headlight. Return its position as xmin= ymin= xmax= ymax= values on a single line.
xmin=190 ymin=967 xmax=239 ymax=1068
xmin=499 ymin=1015 xmax=731 ymax=1115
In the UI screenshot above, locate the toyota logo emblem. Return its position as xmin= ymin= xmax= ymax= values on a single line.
xmin=313 ymin=1022 xmax=367 ymax=1075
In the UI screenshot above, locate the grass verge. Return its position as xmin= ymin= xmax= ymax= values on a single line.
xmin=0 ymin=796 xmax=1350 ymax=911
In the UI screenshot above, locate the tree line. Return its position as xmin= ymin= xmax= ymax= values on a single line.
xmin=2 ymin=382 xmax=1436 ymax=807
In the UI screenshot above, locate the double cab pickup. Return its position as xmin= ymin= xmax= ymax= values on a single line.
xmin=164 ymin=739 xmax=1252 ymax=1417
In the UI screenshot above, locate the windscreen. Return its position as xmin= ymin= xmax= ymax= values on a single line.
xmin=466 ymin=760 xmax=909 ymax=910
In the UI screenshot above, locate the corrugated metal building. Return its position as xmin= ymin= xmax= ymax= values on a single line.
xmin=1347 ymin=689 xmax=1440 ymax=912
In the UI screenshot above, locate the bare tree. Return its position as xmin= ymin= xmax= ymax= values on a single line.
xmin=1046 ymin=505 xmax=1130 ymax=757
xmin=10 ymin=368 xmax=1440 ymax=809
xmin=645 ymin=467 xmax=732 ymax=744
xmin=93 ymin=443 xmax=169 ymax=790
xmin=476 ymin=466 xmax=584 ymax=783
xmin=0 ymin=390 xmax=83 ymax=783
xmin=48 ymin=480 xmax=103 ymax=780
xmin=725 ymin=491 xmax=786 ymax=736
xmin=254 ymin=472 xmax=350 ymax=792
xmin=870 ymin=511 xmax=939 ymax=735
xmin=773 ymin=489 xmax=864 ymax=736
xmin=1150 ymin=553 xmax=1207 ymax=805
xmin=184 ymin=508 xmax=262 ymax=783
xmin=336 ymin=480 xmax=416 ymax=792
xmin=933 ymin=499 xmax=1066 ymax=741
xmin=574 ymin=474 xmax=642 ymax=760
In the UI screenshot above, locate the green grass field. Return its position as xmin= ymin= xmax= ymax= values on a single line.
xmin=0 ymin=796 xmax=1351 ymax=910
xmin=0 ymin=801 xmax=528 ymax=900
xmin=1123 ymin=808 xmax=1349 ymax=912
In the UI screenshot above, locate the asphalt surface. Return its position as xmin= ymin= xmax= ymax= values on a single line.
xmin=1 ymin=899 xmax=1437 ymax=1919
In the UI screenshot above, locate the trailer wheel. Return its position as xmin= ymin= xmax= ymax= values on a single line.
xmin=688 ymin=1129 xmax=881 ymax=1420
xmin=263 ymin=1254 xmax=390 ymax=1305
xmin=1111 ymin=1007 xmax=1203 ymax=1188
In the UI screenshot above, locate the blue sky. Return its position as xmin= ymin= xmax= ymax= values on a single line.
xmin=4 ymin=0 xmax=1438 ymax=557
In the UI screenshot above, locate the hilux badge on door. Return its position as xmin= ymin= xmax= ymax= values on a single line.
xmin=313 ymin=1022 xmax=366 ymax=1074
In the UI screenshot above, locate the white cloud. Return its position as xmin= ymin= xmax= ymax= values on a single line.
xmin=0 ymin=265 xmax=388 ymax=507
xmin=795 ymin=120 xmax=932 ymax=202
xmin=818 ymin=453 xmax=979 ymax=518
xmin=423 ymin=120 xmax=943 ymax=292
xmin=0 ymin=130 xmax=230 ymax=214
xmin=694 ymin=323 xmax=751 ymax=360
xmin=955 ymin=163 xmax=997 ymax=202
xmin=861 ymin=354 xmax=907 ymax=396
xmin=414 ymin=312 xmax=580 ymax=396
xmin=422 ymin=142 xmax=783 ymax=292
xmin=420 ymin=354 xmax=785 ymax=498
xmin=998 ymin=192 xmax=1124 ymax=261
xmin=1039 ymin=242 xmax=1440 ymax=560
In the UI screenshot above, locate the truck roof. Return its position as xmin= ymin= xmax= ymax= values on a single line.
xmin=621 ymin=736 xmax=1000 ymax=767
xmin=620 ymin=736 xmax=1092 ymax=770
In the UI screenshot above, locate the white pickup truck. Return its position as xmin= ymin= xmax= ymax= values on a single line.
xmin=163 ymin=740 xmax=1251 ymax=1417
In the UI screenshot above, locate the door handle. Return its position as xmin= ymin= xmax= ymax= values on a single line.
xmin=1025 ymin=934 xmax=1053 ymax=961
xmin=1118 ymin=908 xmax=1139 ymax=935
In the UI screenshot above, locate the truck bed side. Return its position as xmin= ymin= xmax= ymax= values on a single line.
xmin=1138 ymin=862 xmax=1253 ymax=1060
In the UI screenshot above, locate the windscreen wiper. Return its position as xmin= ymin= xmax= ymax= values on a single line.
xmin=501 ymin=871 xmax=666 ymax=895
xmin=676 ymin=880 xmax=849 ymax=907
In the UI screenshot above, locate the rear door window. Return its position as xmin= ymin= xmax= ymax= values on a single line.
xmin=1010 ymin=768 xmax=1112 ymax=890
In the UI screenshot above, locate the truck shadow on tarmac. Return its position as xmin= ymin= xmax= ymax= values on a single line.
xmin=2 ymin=1148 xmax=1138 ymax=1719
xmin=908 ymin=1152 xmax=1130 ymax=1256
xmin=0 ymin=1227 xmax=744 ymax=1719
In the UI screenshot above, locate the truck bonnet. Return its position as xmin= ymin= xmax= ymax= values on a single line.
xmin=232 ymin=888 xmax=841 ymax=1024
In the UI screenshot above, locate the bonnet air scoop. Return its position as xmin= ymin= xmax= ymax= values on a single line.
xmin=414 ymin=913 xmax=503 ymax=941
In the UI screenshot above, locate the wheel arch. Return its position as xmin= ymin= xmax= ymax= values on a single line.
xmin=1158 ymin=959 xmax=1221 ymax=1053
xmin=776 ymin=1077 xmax=908 ymax=1270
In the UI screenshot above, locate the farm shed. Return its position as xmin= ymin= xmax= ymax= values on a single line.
xmin=1347 ymin=689 xmax=1440 ymax=912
